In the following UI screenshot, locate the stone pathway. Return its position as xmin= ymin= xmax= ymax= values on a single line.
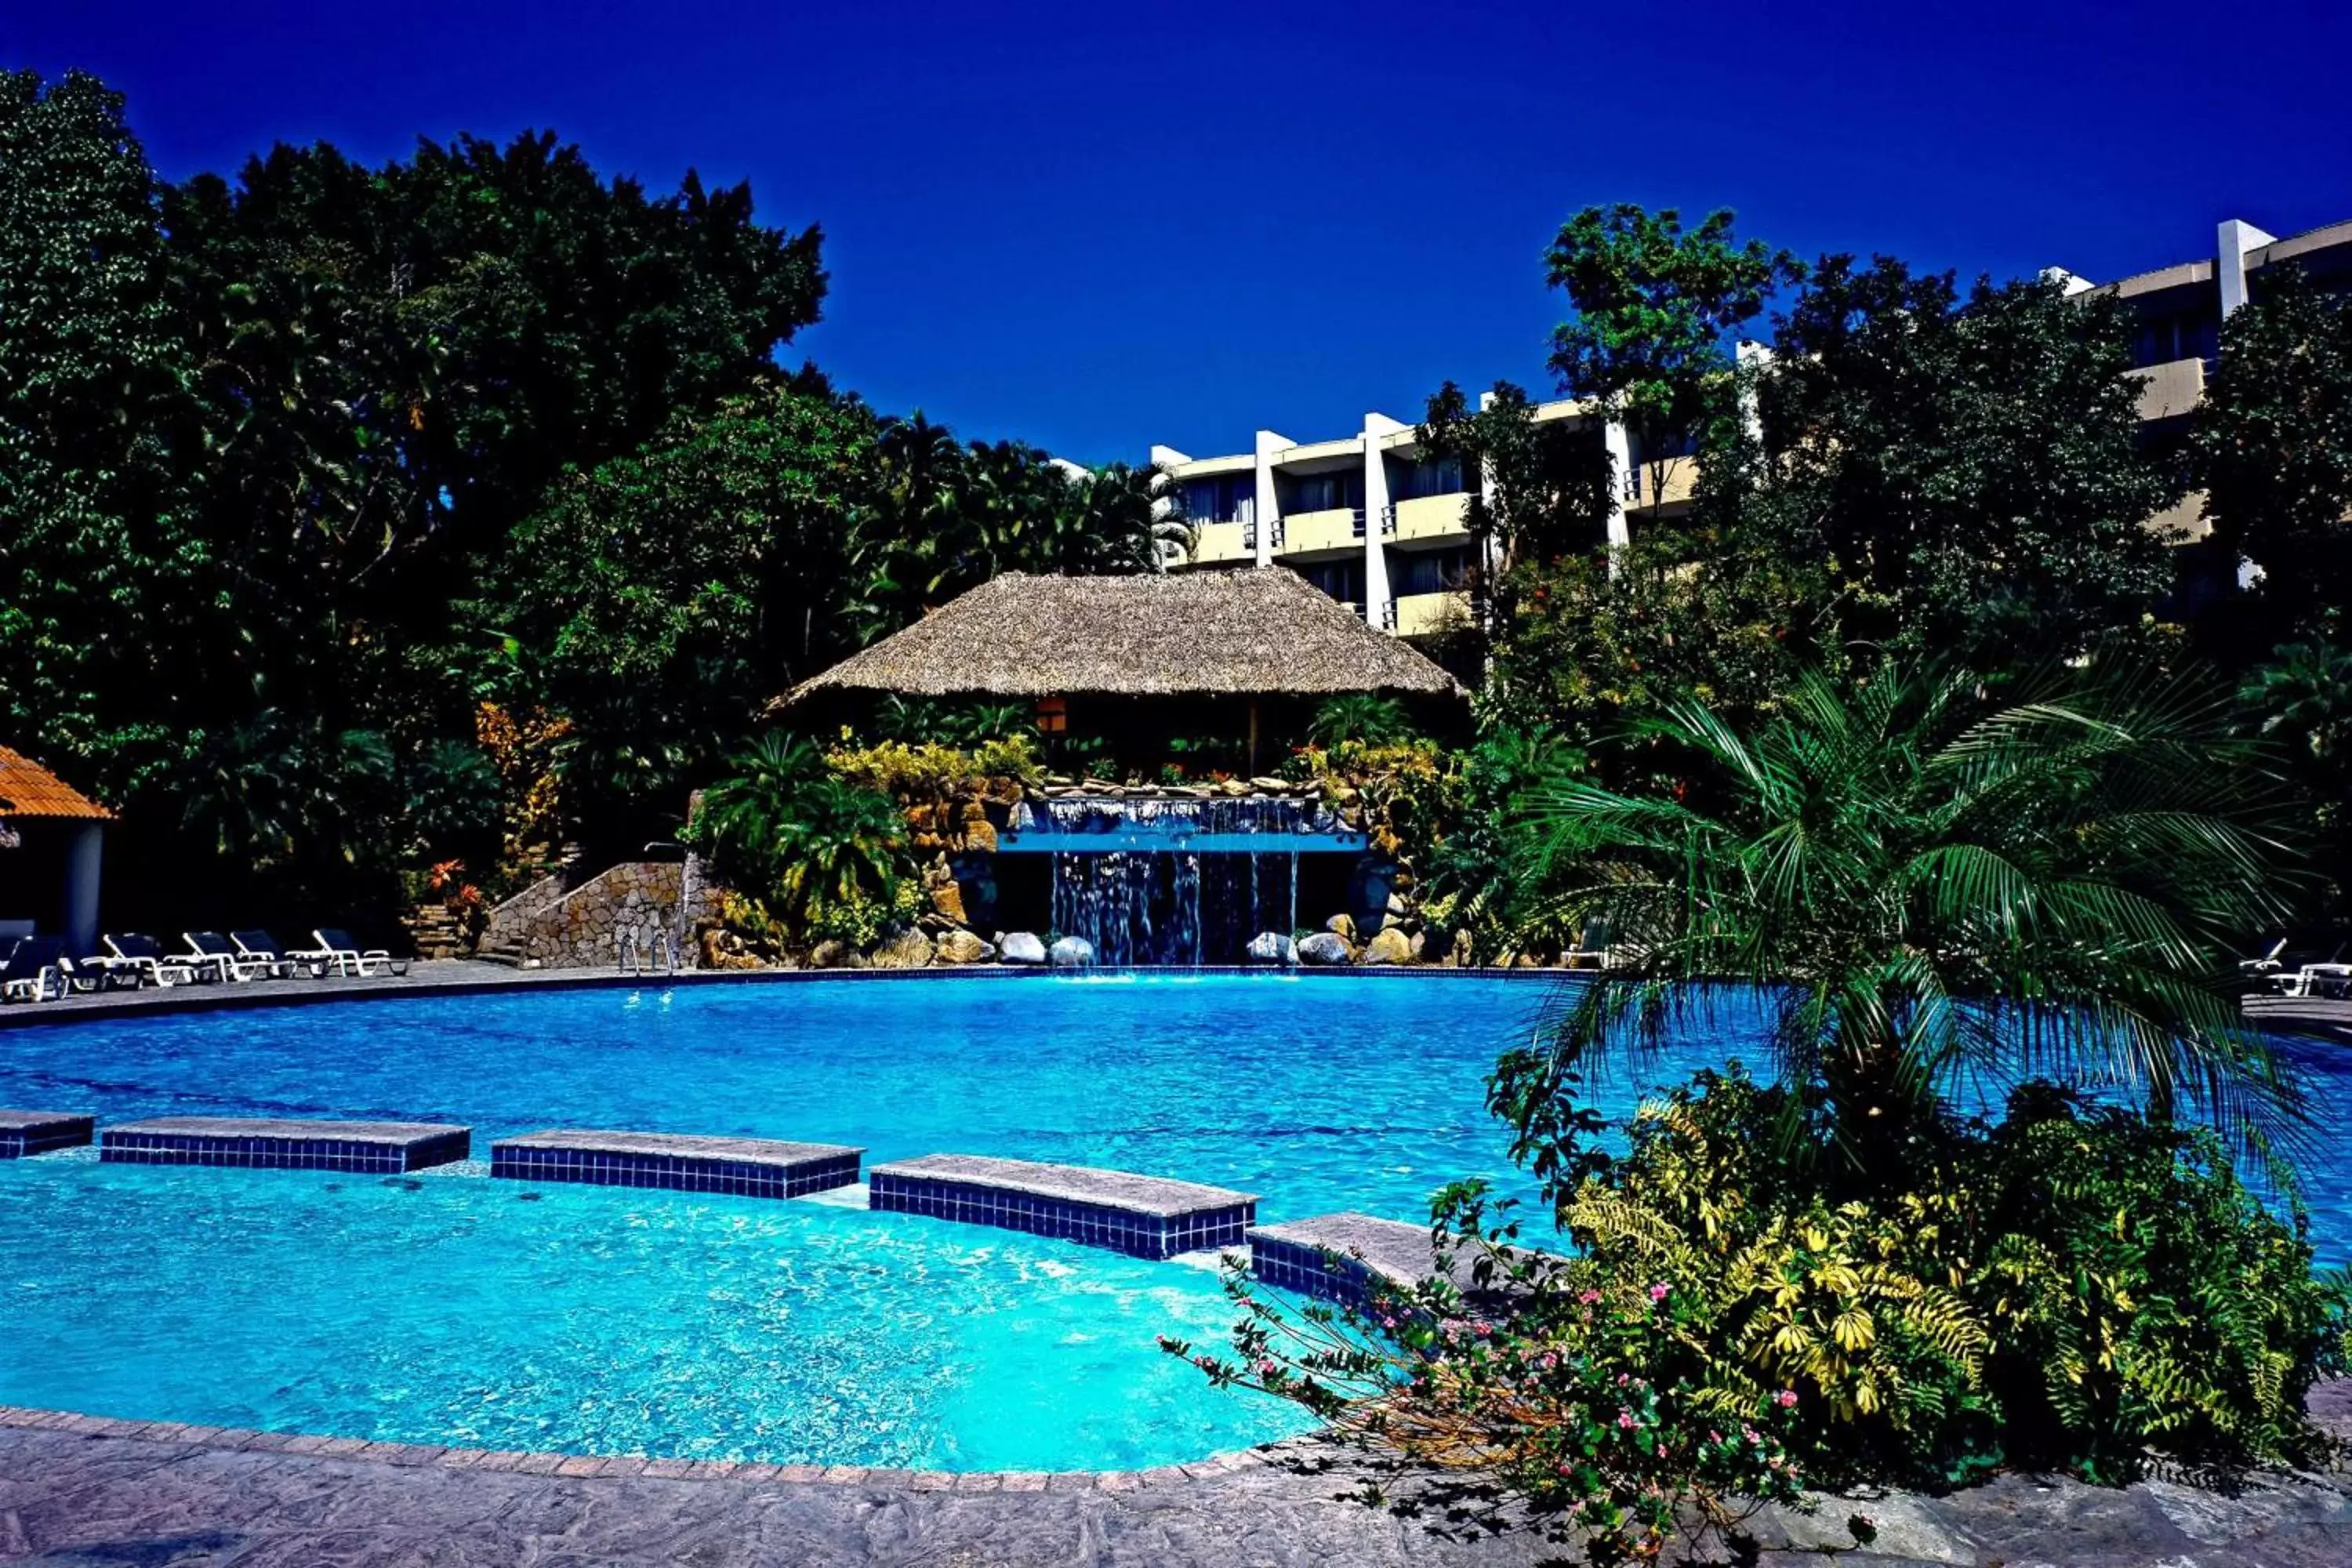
xmin=3 ymin=1416 xmax=2350 ymax=1566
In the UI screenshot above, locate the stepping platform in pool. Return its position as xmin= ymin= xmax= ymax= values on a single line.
xmin=1249 ymin=1211 xmax=1469 ymax=1306
xmin=0 ymin=1109 xmax=95 ymax=1158
xmin=100 ymin=1116 xmax=471 ymax=1174
xmin=489 ymin=1130 xmax=864 ymax=1199
xmin=868 ymin=1153 xmax=1257 ymax=1259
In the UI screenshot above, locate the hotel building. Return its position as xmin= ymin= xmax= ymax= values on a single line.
xmin=1155 ymin=213 xmax=2352 ymax=636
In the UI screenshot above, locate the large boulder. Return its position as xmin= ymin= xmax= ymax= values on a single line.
xmin=1361 ymin=927 xmax=1415 ymax=965
xmin=935 ymin=929 xmax=996 ymax=965
xmin=1297 ymin=931 xmax=1352 ymax=966
xmin=926 ymin=873 xmax=969 ymax=927
xmin=1050 ymin=935 xmax=1096 ymax=967
xmin=1247 ymin=931 xmax=1298 ymax=966
xmin=869 ymin=927 xmax=935 ymax=970
xmin=999 ymin=931 xmax=1048 ymax=965
xmin=1324 ymin=913 xmax=1358 ymax=942
xmin=808 ymin=938 xmax=858 ymax=970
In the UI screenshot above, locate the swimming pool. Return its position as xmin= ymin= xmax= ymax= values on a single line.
xmin=3 ymin=973 xmax=2346 ymax=1469
xmin=0 ymin=974 xmax=1568 ymax=1469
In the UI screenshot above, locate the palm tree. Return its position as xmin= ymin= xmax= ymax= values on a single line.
xmin=1500 ymin=659 xmax=2306 ymax=1185
xmin=771 ymin=775 xmax=908 ymax=927
xmin=693 ymin=731 xmax=823 ymax=894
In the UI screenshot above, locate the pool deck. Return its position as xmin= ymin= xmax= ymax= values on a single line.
xmin=3 ymin=1401 xmax=2351 ymax=1566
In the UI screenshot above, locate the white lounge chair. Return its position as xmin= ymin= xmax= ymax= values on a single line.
xmin=234 ymin=930 xmax=329 ymax=979
xmin=310 ymin=928 xmax=411 ymax=978
xmin=181 ymin=931 xmax=277 ymax=983
xmin=0 ymin=938 xmax=71 ymax=1002
xmin=98 ymin=933 xmax=201 ymax=988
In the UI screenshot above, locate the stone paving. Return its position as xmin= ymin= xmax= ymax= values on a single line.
xmin=3 ymin=1410 xmax=2351 ymax=1566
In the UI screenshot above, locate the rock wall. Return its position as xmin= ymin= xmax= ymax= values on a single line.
xmin=510 ymin=860 xmax=729 ymax=970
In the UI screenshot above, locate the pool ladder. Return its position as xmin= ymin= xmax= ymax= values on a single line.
xmin=617 ymin=927 xmax=677 ymax=978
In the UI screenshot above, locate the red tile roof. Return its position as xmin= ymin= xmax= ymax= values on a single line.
xmin=0 ymin=748 xmax=113 ymax=820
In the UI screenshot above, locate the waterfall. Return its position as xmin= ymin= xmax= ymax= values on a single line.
xmin=1020 ymin=793 xmax=1363 ymax=967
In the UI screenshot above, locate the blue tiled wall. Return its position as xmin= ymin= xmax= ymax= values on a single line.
xmin=869 ymin=1173 xmax=1253 ymax=1259
xmin=99 ymin=1128 xmax=471 ymax=1173
xmin=488 ymin=1145 xmax=861 ymax=1199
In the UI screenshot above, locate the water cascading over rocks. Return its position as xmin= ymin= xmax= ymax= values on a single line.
xmin=1007 ymin=795 xmax=1362 ymax=965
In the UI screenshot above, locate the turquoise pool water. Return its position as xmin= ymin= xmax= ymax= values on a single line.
xmin=2 ymin=973 xmax=2345 ymax=1468
xmin=0 ymin=974 xmax=1563 ymax=1468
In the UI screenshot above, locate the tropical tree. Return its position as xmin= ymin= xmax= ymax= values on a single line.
xmin=2193 ymin=271 xmax=2352 ymax=652
xmin=1493 ymin=659 xmax=2305 ymax=1185
xmin=1544 ymin=204 xmax=1802 ymax=507
xmin=1307 ymin=694 xmax=1415 ymax=746
xmin=691 ymin=731 xmax=826 ymax=895
xmin=1754 ymin=257 xmax=2178 ymax=661
xmin=770 ymin=775 xmax=909 ymax=934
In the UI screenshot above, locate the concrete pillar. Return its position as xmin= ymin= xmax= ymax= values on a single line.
xmin=1475 ymin=390 xmax=1502 ymax=611
xmin=2217 ymin=218 xmax=2277 ymax=321
xmin=1252 ymin=430 xmax=1290 ymax=568
xmin=1361 ymin=413 xmax=1406 ymax=632
xmin=1601 ymin=419 xmax=1633 ymax=556
xmin=64 ymin=822 xmax=101 ymax=956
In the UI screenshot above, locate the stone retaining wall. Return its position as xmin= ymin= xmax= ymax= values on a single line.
xmin=511 ymin=861 xmax=728 ymax=970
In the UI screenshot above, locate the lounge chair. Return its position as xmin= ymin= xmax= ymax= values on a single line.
xmin=97 ymin=934 xmax=201 ymax=989
xmin=181 ymin=932 xmax=278 ymax=983
xmin=1563 ymin=918 xmax=1613 ymax=971
xmin=234 ymin=930 xmax=328 ymax=980
xmin=2239 ymin=938 xmax=2290 ymax=981
xmin=311 ymin=928 xmax=411 ymax=978
xmin=1 ymin=937 xmax=72 ymax=1003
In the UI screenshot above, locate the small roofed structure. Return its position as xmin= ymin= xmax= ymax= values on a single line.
xmin=776 ymin=569 xmax=1464 ymax=706
xmin=0 ymin=747 xmax=112 ymax=955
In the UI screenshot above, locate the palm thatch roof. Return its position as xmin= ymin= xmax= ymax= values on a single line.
xmin=775 ymin=570 xmax=1464 ymax=706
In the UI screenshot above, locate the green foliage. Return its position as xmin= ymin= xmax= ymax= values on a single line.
xmin=1757 ymin=257 xmax=2178 ymax=662
xmin=1544 ymin=204 xmax=1802 ymax=497
xmin=1482 ymin=532 xmax=1833 ymax=744
xmin=1499 ymin=657 xmax=2303 ymax=1177
xmin=1181 ymin=1068 xmax=2343 ymax=1556
xmin=0 ymin=70 xmax=205 ymax=795
xmin=823 ymin=732 xmax=1041 ymax=796
xmin=2193 ymin=272 xmax=2352 ymax=647
xmin=1307 ymin=695 xmax=1416 ymax=747
xmin=688 ymin=731 xmax=826 ymax=894
xmin=1420 ymin=724 xmax=1588 ymax=961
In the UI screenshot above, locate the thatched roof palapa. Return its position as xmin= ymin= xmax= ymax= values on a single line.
xmin=776 ymin=570 xmax=1464 ymax=707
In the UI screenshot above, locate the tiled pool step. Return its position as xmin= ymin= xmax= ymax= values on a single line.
xmin=490 ymin=1130 xmax=864 ymax=1199
xmin=1248 ymin=1212 xmax=1460 ymax=1306
xmin=0 ymin=1109 xmax=93 ymax=1159
xmin=869 ymin=1154 xmax=1256 ymax=1259
xmin=100 ymin=1117 xmax=472 ymax=1173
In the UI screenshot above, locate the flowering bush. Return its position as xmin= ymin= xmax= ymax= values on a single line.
xmin=1172 ymin=1068 xmax=2349 ymax=1558
xmin=1163 ymin=1196 xmax=1805 ymax=1563
xmin=824 ymin=733 xmax=1041 ymax=796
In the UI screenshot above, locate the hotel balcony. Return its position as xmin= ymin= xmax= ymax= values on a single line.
xmin=1185 ymin=518 xmax=1254 ymax=565
xmin=1392 ymin=590 xmax=1470 ymax=638
xmin=1276 ymin=507 xmax=1363 ymax=560
xmin=1388 ymin=492 xmax=1471 ymax=544
xmin=1624 ymin=456 xmax=1697 ymax=514
xmin=2132 ymin=356 xmax=2207 ymax=423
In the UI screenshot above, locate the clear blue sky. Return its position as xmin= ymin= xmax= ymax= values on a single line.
xmin=9 ymin=1 xmax=2350 ymax=464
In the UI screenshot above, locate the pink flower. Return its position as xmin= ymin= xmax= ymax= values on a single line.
xmin=1577 ymin=1288 xmax=1602 ymax=1305
xmin=1617 ymin=1408 xmax=1638 ymax=1429
xmin=1776 ymin=1389 xmax=1798 ymax=1408
xmin=1647 ymin=1283 xmax=1670 ymax=1303
xmin=1255 ymin=1359 xmax=1279 ymax=1377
